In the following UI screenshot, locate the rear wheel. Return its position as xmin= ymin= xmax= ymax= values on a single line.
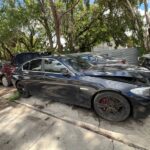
xmin=2 ymin=76 xmax=11 ymax=87
xmin=16 ymin=82 xmax=30 ymax=98
xmin=93 ymin=91 xmax=130 ymax=122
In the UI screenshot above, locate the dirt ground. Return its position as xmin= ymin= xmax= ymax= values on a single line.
xmin=18 ymin=96 xmax=150 ymax=150
xmin=0 ymin=85 xmax=150 ymax=150
xmin=0 ymin=85 xmax=137 ymax=150
xmin=0 ymin=98 xmax=10 ymax=111
xmin=0 ymin=86 xmax=16 ymax=111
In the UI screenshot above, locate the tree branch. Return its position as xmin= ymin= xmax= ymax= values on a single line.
xmin=1 ymin=42 xmax=13 ymax=58
xmin=59 ymin=0 xmax=80 ymax=20
xmin=76 ymin=10 xmax=103 ymax=38
xmin=143 ymin=0 xmax=150 ymax=26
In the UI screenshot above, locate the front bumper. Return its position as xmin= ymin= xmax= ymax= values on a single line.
xmin=127 ymin=95 xmax=150 ymax=119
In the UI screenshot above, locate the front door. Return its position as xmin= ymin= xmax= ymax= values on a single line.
xmin=42 ymin=58 xmax=79 ymax=105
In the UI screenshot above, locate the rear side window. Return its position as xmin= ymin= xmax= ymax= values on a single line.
xmin=22 ymin=59 xmax=42 ymax=71
xmin=30 ymin=59 xmax=42 ymax=71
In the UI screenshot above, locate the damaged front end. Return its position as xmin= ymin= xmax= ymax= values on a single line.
xmin=83 ymin=65 xmax=150 ymax=119
xmin=127 ymin=87 xmax=150 ymax=119
xmin=84 ymin=64 xmax=150 ymax=86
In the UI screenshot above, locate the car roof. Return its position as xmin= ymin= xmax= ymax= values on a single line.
xmin=41 ymin=55 xmax=64 ymax=59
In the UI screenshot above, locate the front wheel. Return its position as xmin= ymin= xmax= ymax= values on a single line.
xmin=16 ymin=82 xmax=30 ymax=98
xmin=93 ymin=91 xmax=130 ymax=122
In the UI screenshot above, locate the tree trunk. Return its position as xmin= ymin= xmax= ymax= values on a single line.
xmin=124 ymin=0 xmax=148 ymax=52
xmin=143 ymin=0 xmax=150 ymax=52
xmin=125 ymin=0 xmax=140 ymax=31
xmin=144 ymin=0 xmax=150 ymax=26
xmin=49 ymin=0 xmax=63 ymax=52
xmin=38 ymin=0 xmax=54 ymax=51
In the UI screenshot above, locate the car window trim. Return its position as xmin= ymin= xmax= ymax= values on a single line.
xmin=22 ymin=57 xmax=76 ymax=76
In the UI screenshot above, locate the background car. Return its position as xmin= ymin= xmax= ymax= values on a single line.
xmin=12 ymin=56 xmax=150 ymax=122
xmin=0 ymin=52 xmax=51 ymax=87
xmin=69 ymin=53 xmax=127 ymax=65
xmin=96 ymin=54 xmax=127 ymax=64
xmin=139 ymin=53 xmax=150 ymax=70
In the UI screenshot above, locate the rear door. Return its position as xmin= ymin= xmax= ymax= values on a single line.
xmin=21 ymin=58 xmax=45 ymax=97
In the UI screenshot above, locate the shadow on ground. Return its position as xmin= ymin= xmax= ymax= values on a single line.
xmin=0 ymin=104 xmax=127 ymax=150
xmin=18 ymin=96 xmax=150 ymax=150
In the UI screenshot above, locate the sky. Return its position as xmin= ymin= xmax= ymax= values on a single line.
xmin=90 ymin=0 xmax=150 ymax=10
xmin=139 ymin=0 xmax=150 ymax=10
xmin=90 ymin=0 xmax=95 ymax=4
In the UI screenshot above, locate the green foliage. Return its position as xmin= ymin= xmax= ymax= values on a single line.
xmin=0 ymin=0 xmax=149 ymax=59
xmin=8 ymin=91 xmax=21 ymax=101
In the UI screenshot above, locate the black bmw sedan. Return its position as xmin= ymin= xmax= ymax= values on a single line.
xmin=12 ymin=56 xmax=150 ymax=122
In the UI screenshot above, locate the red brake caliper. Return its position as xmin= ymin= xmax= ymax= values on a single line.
xmin=99 ymin=97 xmax=110 ymax=111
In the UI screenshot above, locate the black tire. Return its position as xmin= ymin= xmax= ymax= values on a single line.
xmin=16 ymin=82 xmax=30 ymax=98
xmin=93 ymin=91 xmax=130 ymax=122
xmin=2 ymin=76 xmax=11 ymax=87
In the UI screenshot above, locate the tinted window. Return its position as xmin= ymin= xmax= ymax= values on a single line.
xmin=30 ymin=59 xmax=42 ymax=71
xmin=23 ymin=62 xmax=30 ymax=70
xmin=44 ymin=59 xmax=66 ymax=73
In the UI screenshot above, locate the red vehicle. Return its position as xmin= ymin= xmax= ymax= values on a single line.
xmin=0 ymin=62 xmax=16 ymax=87
xmin=0 ymin=52 xmax=50 ymax=87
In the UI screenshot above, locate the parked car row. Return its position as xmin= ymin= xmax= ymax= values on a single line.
xmin=11 ymin=54 xmax=150 ymax=122
xmin=69 ymin=53 xmax=127 ymax=65
xmin=139 ymin=53 xmax=150 ymax=70
xmin=0 ymin=52 xmax=127 ymax=87
xmin=1 ymin=52 xmax=150 ymax=122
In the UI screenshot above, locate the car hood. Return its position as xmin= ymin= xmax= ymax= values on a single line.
xmin=83 ymin=64 xmax=150 ymax=79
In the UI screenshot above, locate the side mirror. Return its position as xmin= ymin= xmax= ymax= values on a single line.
xmin=61 ymin=68 xmax=71 ymax=77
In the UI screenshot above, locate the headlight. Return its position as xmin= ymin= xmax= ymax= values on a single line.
xmin=130 ymin=87 xmax=150 ymax=97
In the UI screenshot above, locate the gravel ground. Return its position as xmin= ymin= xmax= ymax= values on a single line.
xmin=0 ymin=85 xmax=16 ymax=111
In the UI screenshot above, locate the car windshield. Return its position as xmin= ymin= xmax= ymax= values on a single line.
xmin=63 ymin=56 xmax=92 ymax=71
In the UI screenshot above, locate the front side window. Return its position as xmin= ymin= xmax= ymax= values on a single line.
xmin=29 ymin=59 xmax=42 ymax=71
xmin=23 ymin=62 xmax=30 ymax=70
xmin=44 ymin=59 xmax=66 ymax=73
